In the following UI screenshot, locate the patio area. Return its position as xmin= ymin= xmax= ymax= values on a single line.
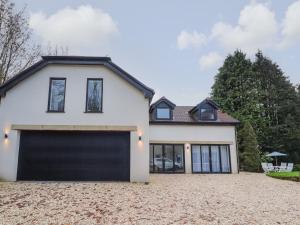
xmin=0 ymin=173 xmax=299 ymax=225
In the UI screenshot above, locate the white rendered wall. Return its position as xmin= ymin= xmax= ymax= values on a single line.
xmin=0 ymin=64 xmax=150 ymax=182
xmin=149 ymin=125 xmax=238 ymax=173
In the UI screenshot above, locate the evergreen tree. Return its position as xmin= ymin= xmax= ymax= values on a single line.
xmin=211 ymin=50 xmax=264 ymax=134
xmin=252 ymin=51 xmax=298 ymax=152
xmin=211 ymin=49 xmax=300 ymax=169
xmin=239 ymin=121 xmax=261 ymax=172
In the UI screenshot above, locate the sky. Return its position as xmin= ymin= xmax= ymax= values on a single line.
xmin=15 ymin=0 xmax=300 ymax=105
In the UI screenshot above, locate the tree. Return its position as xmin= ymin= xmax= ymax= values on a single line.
xmin=44 ymin=43 xmax=69 ymax=56
xmin=253 ymin=51 xmax=299 ymax=153
xmin=211 ymin=50 xmax=264 ymax=133
xmin=238 ymin=120 xmax=261 ymax=172
xmin=0 ymin=0 xmax=40 ymax=85
xmin=211 ymin=49 xmax=300 ymax=169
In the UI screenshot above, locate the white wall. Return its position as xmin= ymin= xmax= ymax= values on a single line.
xmin=0 ymin=64 xmax=150 ymax=182
xmin=149 ymin=125 xmax=238 ymax=173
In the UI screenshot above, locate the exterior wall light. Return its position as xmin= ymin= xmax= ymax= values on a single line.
xmin=139 ymin=136 xmax=142 ymax=141
xmin=4 ymin=133 xmax=8 ymax=139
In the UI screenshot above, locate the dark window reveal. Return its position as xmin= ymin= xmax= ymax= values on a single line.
xmin=86 ymin=78 xmax=103 ymax=112
xmin=48 ymin=78 xmax=66 ymax=112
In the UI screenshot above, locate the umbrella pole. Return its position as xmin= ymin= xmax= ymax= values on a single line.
xmin=276 ymin=157 xmax=278 ymax=166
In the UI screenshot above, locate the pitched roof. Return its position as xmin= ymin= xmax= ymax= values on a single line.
xmin=149 ymin=96 xmax=176 ymax=112
xmin=0 ymin=56 xmax=155 ymax=100
xmin=189 ymin=98 xmax=219 ymax=114
xmin=150 ymin=106 xmax=239 ymax=125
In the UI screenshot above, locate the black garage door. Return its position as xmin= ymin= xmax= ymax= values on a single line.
xmin=17 ymin=131 xmax=130 ymax=181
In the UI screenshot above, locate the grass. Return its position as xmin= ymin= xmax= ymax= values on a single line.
xmin=267 ymin=171 xmax=300 ymax=182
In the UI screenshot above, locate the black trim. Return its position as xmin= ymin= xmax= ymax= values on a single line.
xmin=150 ymin=143 xmax=185 ymax=174
xmin=0 ymin=56 xmax=154 ymax=100
xmin=155 ymin=107 xmax=173 ymax=120
xmin=191 ymin=144 xmax=232 ymax=174
xmin=150 ymin=96 xmax=176 ymax=112
xmin=47 ymin=77 xmax=66 ymax=113
xmin=189 ymin=98 xmax=219 ymax=114
xmin=199 ymin=106 xmax=217 ymax=121
xmin=85 ymin=78 xmax=103 ymax=113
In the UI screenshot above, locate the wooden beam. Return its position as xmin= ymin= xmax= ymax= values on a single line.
xmin=11 ymin=124 xmax=137 ymax=131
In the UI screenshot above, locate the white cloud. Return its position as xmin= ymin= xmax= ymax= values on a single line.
xmin=199 ymin=52 xmax=223 ymax=70
xmin=211 ymin=2 xmax=277 ymax=54
xmin=29 ymin=5 xmax=118 ymax=54
xmin=177 ymin=30 xmax=206 ymax=50
xmin=280 ymin=0 xmax=300 ymax=48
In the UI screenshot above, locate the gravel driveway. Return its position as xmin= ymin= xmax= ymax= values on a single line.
xmin=0 ymin=173 xmax=299 ymax=225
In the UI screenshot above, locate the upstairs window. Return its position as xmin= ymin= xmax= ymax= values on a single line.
xmin=156 ymin=108 xmax=171 ymax=119
xmin=200 ymin=107 xmax=215 ymax=120
xmin=86 ymin=78 xmax=103 ymax=113
xmin=48 ymin=78 xmax=66 ymax=112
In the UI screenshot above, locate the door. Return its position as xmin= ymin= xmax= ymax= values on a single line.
xmin=17 ymin=131 xmax=130 ymax=181
xmin=150 ymin=144 xmax=185 ymax=173
xmin=191 ymin=145 xmax=231 ymax=173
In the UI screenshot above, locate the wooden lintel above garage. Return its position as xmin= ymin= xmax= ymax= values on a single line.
xmin=11 ymin=124 xmax=138 ymax=132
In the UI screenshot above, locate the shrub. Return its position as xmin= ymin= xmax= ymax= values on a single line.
xmin=239 ymin=121 xmax=261 ymax=172
xmin=267 ymin=172 xmax=300 ymax=182
xmin=293 ymin=164 xmax=300 ymax=171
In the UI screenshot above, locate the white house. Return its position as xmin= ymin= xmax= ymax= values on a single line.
xmin=0 ymin=56 xmax=239 ymax=182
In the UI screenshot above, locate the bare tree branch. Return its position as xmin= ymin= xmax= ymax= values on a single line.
xmin=0 ymin=0 xmax=41 ymax=85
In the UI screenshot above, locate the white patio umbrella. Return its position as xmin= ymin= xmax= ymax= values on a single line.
xmin=266 ymin=151 xmax=287 ymax=166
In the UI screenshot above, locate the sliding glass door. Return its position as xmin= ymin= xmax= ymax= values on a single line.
xmin=150 ymin=144 xmax=185 ymax=173
xmin=191 ymin=145 xmax=231 ymax=173
xmin=211 ymin=146 xmax=221 ymax=172
xmin=220 ymin=145 xmax=231 ymax=172
xmin=201 ymin=146 xmax=210 ymax=172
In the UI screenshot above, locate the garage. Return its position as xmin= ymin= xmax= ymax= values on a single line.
xmin=17 ymin=131 xmax=130 ymax=181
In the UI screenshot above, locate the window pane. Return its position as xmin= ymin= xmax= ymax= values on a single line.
xmin=221 ymin=146 xmax=230 ymax=172
xmin=156 ymin=108 xmax=170 ymax=119
xmin=174 ymin=145 xmax=184 ymax=172
xmin=153 ymin=145 xmax=163 ymax=172
xmin=192 ymin=145 xmax=201 ymax=172
xmin=49 ymin=79 xmax=65 ymax=111
xmin=87 ymin=79 xmax=102 ymax=112
xmin=149 ymin=145 xmax=154 ymax=172
xmin=200 ymin=108 xmax=215 ymax=120
xmin=201 ymin=146 xmax=210 ymax=172
xmin=164 ymin=145 xmax=174 ymax=171
xmin=211 ymin=146 xmax=221 ymax=172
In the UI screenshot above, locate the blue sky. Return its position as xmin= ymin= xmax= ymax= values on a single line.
xmin=16 ymin=0 xmax=300 ymax=105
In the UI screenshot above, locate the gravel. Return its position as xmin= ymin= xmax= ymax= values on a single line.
xmin=0 ymin=172 xmax=299 ymax=225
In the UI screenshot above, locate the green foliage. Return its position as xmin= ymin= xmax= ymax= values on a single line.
xmin=294 ymin=164 xmax=300 ymax=172
xmin=239 ymin=121 xmax=261 ymax=172
xmin=267 ymin=172 xmax=300 ymax=182
xmin=211 ymin=50 xmax=300 ymax=170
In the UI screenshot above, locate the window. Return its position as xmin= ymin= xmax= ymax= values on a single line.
xmin=150 ymin=144 xmax=185 ymax=173
xmin=156 ymin=108 xmax=171 ymax=119
xmin=86 ymin=78 xmax=103 ymax=113
xmin=191 ymin=145 xmax=231 ymax=173
xmin=48 ymin=78 xmax=66 ymax=112
xmin=200 ymin=107 xmax=215 ymax=120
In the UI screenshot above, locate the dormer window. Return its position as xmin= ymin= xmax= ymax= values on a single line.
xmin=200 ymin=107 xmax=215 ymax=120
xmin=189 ymin=98 xmax=219 ymax=121
xmin=150 ymin=96 xmax=176 ymax=121
xmin=156 ymin=107 xmax=171 ymax=119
